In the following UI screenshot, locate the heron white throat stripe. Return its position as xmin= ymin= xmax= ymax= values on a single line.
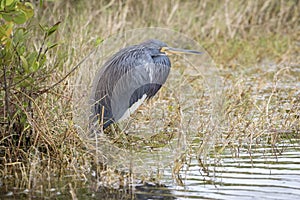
xmin=117 ymin=94 xmax=147 ymax=122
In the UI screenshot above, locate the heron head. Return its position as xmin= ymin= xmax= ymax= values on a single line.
xmin=141 ymin=39 xmax=168 ymax=57
xmin=142 ymin=39 xmax=202 ymax=56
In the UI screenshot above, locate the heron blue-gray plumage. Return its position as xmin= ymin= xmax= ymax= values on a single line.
xmin=90 ymin=39 xmax=202 ymax=130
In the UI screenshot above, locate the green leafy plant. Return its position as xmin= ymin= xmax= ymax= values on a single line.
xmin=0 ymin=0 xmax=60 ymax=150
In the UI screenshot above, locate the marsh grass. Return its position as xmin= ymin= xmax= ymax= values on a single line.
xmin=1 ymin=0 xmax=299 ymax=198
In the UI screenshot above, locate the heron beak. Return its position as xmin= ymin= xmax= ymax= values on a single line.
xmin=160 ymin=47 xmax=202 ymax=55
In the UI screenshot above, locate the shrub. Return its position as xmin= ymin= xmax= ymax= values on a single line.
xmin=0 ymin=0 xmax=60 ymax=156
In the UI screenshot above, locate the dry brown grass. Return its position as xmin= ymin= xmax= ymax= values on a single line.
xmin=1 ymin=0 xmax=299 ymax=198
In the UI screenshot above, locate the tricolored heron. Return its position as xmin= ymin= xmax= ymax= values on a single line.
xmin=90 ymin=39 xmax=202 ymax=130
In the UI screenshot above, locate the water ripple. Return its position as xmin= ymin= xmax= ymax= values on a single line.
xmin=162 ymin=141 xmax=300 ymax=199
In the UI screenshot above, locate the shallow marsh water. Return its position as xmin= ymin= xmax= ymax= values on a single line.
xmin=1 ymin=139 xmax=300 ymax=199
xmin=168 ymin=140 xmax=300 ymax=199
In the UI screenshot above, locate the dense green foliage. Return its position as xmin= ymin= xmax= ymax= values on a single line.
xmin=1 ymin=0 xmax=60 ymax=147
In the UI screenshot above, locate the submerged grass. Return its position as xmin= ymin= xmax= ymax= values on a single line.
xmin=1 ymin=0 xmax=300 ymax=198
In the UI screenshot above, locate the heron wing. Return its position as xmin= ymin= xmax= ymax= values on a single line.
xmin=90 ymin=47 xmax=151 ymax=128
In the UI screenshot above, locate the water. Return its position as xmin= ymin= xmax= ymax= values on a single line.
xmin=131 ymin=140 xmax=300 ymax=199
xmin=1 ymin=140 xmax=300 ymax=199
